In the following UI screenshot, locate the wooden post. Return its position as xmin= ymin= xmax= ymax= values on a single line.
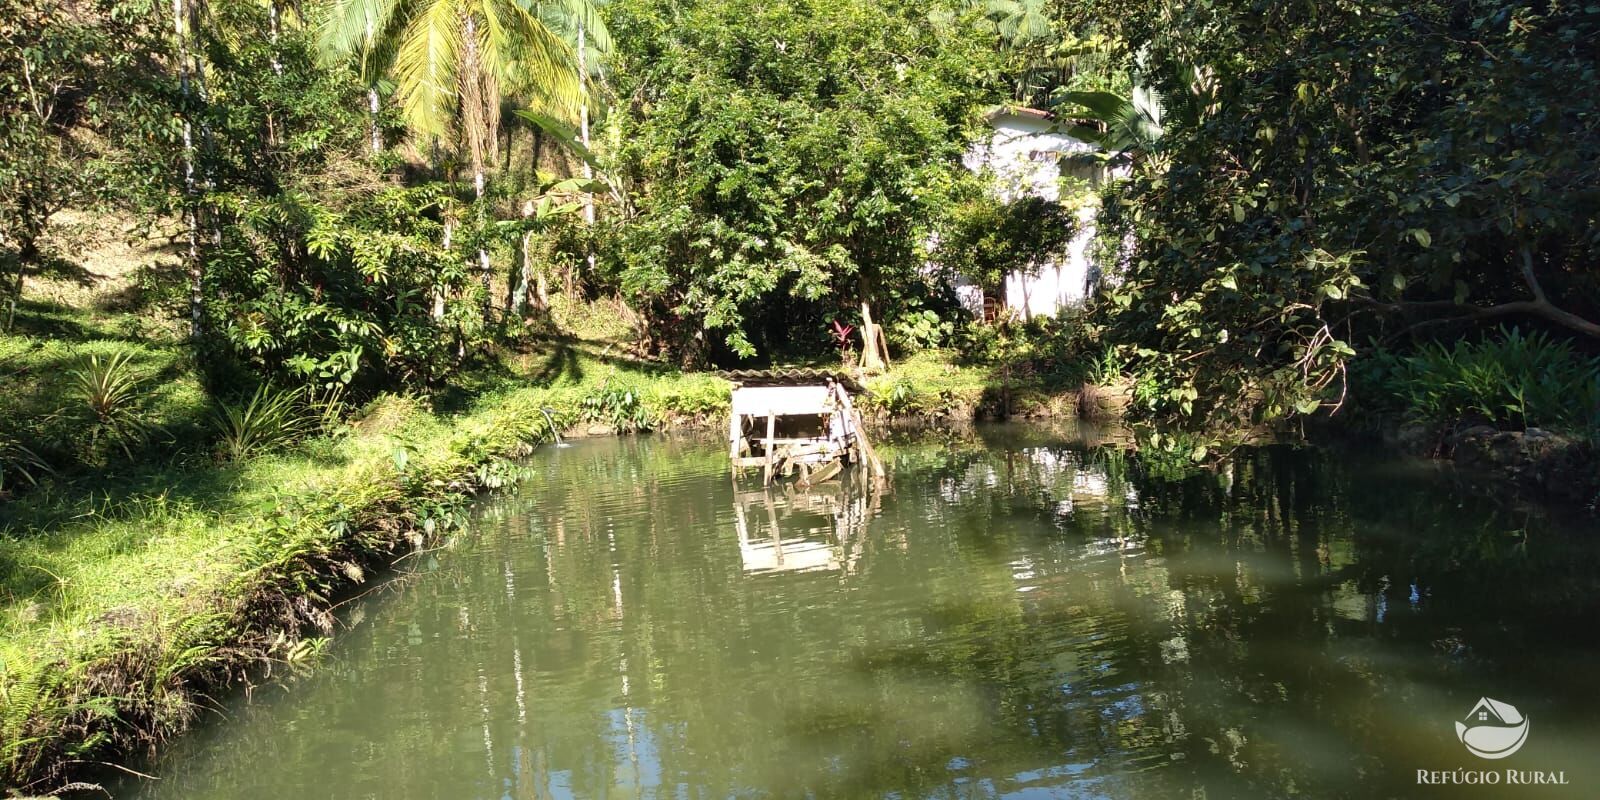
xmin=852 ymin=408 xmax=885 ymax=480
xmin=859 ymin=301 xmax=886 ymax=373
xmin=728 ymin=412 xmax=743 ymax=474
xmin=762 ymin=413 xmax=776 ymax=485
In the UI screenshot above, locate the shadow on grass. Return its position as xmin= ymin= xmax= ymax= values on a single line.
xmin=0 ymin=456 xmax=252 ymax=609
xmin=430 ymin=333 xmax=672 ymax=415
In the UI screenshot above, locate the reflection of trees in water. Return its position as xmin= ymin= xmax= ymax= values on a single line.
xmin=129 ymin=434 xmax=1600 ymax=799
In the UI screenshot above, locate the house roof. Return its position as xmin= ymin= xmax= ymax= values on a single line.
xmin=717 ymin=368 xmax=865 ymax=394
xmin=984 ymin=105 xmax=1053 ymax=122
xmin=1468 ymin=697 xmax=1524 ymax=724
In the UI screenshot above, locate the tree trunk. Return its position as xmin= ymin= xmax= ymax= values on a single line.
xmin=577 ymin=17 xmax=596 ymax=283
xmin=578 ymin=18 xmax=594 ymax=226
xmin=512 ymin=200 xmax=535 ymax=315
xmin=366 ymin=19 xmax=382 ymax=154
xmin=859 ymin=300 xmax=888 ymax=373
xmin=5 ymin=253 xmax=25 ymax=332
xmin=434 ymin=218 xmax=452 ymax=320
xmin=268 ymin=2 xmax=282 ymax=75
xmin=475 ymin=165 xmax=492 ymax=321
xmin=172 ymin=0 xmax=203 ymax=339
xmin=464 ymin=13 xmax=493 ymax=321
xmin=368 ymin=88 xmax=381 ymax=154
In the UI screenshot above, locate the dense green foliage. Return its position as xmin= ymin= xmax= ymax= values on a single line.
xmin=1358 ymin=327 xmax=1600 ymax=434
xmin=597 ymin=0 xmax=997 ymax=362
xmin=1085 ymin=0 xmax=1600 ymax=429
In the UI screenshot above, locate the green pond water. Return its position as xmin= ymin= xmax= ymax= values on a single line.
xmin=116 ymin=425 xmax=1600 ymax=799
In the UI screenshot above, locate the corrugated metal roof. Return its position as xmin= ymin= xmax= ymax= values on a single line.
xmin=715 ymin=368 xmax=865 ymax=394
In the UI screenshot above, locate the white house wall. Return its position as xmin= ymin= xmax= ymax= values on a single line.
xmin=964 ymin=113 xmax=1113 ymax=320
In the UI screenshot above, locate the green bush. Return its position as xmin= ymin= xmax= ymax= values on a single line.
xmin=581 ymin=382 xmax=656 ymax=433
xmin=1364 ymin=327 xmax=1600 ymax=433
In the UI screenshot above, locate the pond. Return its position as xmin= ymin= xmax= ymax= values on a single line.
xmin=115 ymin=425 xmax=1600 ymax=799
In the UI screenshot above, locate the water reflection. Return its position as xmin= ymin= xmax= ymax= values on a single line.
xmin=731 ymin=475 xmax=878 ymax=575
xmin=115 ymin=426 xmax=1600 ymax=800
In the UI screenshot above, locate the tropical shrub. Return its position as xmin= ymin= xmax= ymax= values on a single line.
xmin=64 ymin=351 xmax=147 ymax=462
xmin=1082 ymin=0 xmax=1600 ymax=430
xmin=207 ymin=185 xmax=481 ymax=392
xmin=212 ymin=385 xmax=310 ymax=462
xmin=1361 ymin=328 xmax=1600 ymax=433
xmin=601 ymin=0 xmax=998 ymax=363
xmin=581 ymin=382 xmax=656 ymax=432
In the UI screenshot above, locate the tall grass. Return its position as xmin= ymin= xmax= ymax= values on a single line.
xmin=1367 ymin=327 xmax=1600 ymax=434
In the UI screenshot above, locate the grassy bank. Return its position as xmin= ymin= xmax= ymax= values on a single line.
xmin=0 ymin=322 xmax=736 ymax=793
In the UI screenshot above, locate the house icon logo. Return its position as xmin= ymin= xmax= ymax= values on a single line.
xmin=1456 ymin=697 xmax=1530 ymax=759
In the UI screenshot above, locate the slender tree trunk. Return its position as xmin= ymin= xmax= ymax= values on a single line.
xmin=434 ymin=218 xmax=452 ymax=320
xmin=265 ymin=2 xmax=282 ymax=147
xmin=512 ymin=200 xmax=539 ymax=315
xmin=475 ymin=167 xmax=492 ymax=320
xmin=3 ymin=201 xmax=41 ymax=331
xmin=578 ymin=18 xmax=594 ymax=226
xmin=463 ymin=14 xmax=494 ymax=321
xmin=5 ymin=249 xmax=25 ymax=332
xmin=577 ymin=17 xmax=596 ymax=290
xmin=368 ymin=88 xmax=382 ymax=153
xmin=172 ymin=0 xmax=203 ymax=339
xmin=366 ymin=19 xmax=382 ymax=154
xmin=268 ymin=2 xmax=282 ymax=75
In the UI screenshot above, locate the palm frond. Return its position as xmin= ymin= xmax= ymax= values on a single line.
xmin=514 ymin=108 xmax=597 ymax=168
xmin=532 ymin=0 xmax=612 ymax=58
xmin=1054 ymin=90 xmax=1129 ymax=123
xmin=316 ymin=0 xmax=387 ymax=64
xmin=496 ymin=0 xmax=580 ymax=114
xmin=392 ymin=0 xmax=464 ymax=139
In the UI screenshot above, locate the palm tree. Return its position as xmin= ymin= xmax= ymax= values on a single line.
xmin=1052 ymin=64 xmax=1217 ymax=169
xmin=983 ymin=0 xmax=1051 ymax=48
xmin=318 ymin=0 xmax=586 ymax=316
xmin=1052 ymin=86 xmax=1164 ymax=167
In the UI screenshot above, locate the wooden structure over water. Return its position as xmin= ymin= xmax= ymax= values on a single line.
xmin=719 ymin=369 xmax=885 ymax=485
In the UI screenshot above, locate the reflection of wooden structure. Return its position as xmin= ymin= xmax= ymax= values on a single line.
xmin=721 ymin=370 xmax=885 ymax=485
xmin=730 ymin=480 xmax=878 ymax=575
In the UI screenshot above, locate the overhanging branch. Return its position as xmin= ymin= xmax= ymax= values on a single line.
xmin=1353 ymin=247 xmax=1600 ymax=339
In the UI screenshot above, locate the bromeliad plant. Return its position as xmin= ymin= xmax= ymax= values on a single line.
xmin=65 ymin=351 xmax=148 ymax=462
xmin=830 ymin=320 xmax=855 ymax=365
xmin=212 ymin=385 xmax=311 ymax=462
xmin=0 ymin=434 xmax=53 ymax=497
